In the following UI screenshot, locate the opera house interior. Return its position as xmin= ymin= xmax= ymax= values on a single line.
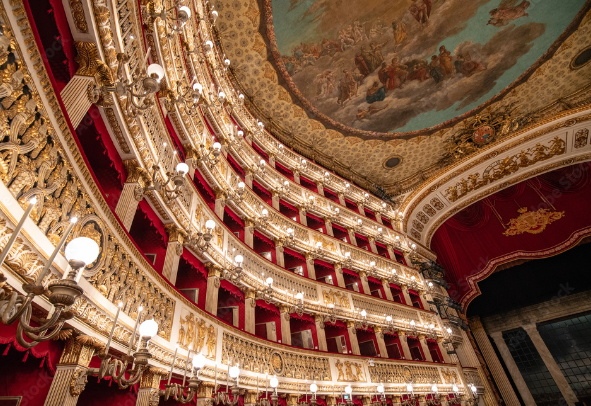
xmin=0 ymin=0 xmax=591 ymax=405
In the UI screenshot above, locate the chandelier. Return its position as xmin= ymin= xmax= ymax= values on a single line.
xmin=184 ymin=220 xmax=216 ymax=253
xmin=90 ymin=49 xmax=165 ymax=117
xmin=354 ymin=308 xmax=369 ymax=330
xmin=0 ymin=200 xmax=97 ymax=348
xmin=134 ymin=161 xmax=189 ymax=202
xmin=372 ymin=384 xmax=386 ymax=406
xmin=160 ymin=348 xmax=206 ymax=403
xmin=289 ymin=291 xmax=305 ymax=317
xmin=88 ymin=313 xmax=159 ymax=389
xmin=223 ymin=255 xmax=244 ymax=285
xmin=256 ymin=276 xmax=274 ymax=303
xmin=195 ymin=142 xmax=223 ymax=169
xmin=144 ymin=2 xmax=192 ymax=39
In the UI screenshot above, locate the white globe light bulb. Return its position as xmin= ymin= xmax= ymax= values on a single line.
xmin=147 ymin=64 xmax=165 ymax=81
xmin=377 ymin=384 xmax=384 ymax=393
xmin=310 ymin=383 xmax=318 ymax=393
xmin=179 ymin=6 xmax=191 ymax=18
xmin=361 ymin=309 xmax=367 ymax=317
xmin=193 ymin=353 xmax=206 ymax=370
xmin=213 ymin=142 xmax=221 ymax=150
xmin=270 ymin=375 xmax=278 ymax=388
xmin=238 ymin=182 xmax=245 ymax=189
xmin=406 ymin=384 xmax=413 ymax=392
xmin=266 ymin=277 xmax=273 ymax=286
xmin=229 ymin=365 xmax=240 ymax=379
xmin=296 ymin=292 xmax=303 ymax=300
xmin=431 ymin=384 xmax=438 ymax=393
xmin=238 ymin=130 xmax=244 ymax=137
xmin=139 ymin=319 xmax=158 ymax=338
xmin=193 ymin=82 xmax=203 ymax=93
xmin=262 ymin=209 xmax=268 ymax=216
xmin=176 ymin=162 xmax=189 ymax=175
xmin=235 ymin=255 xmax=243 ymax=264
xmin=205 ymin=219 xmax=216 ymax=230
xmin=452 ymin=385 xmax=458 ymax=393
xmin=345 ymin=385 xmax=352 ymax=395
xmin=410 ymin=320 xmax=415 ymax=326
xmin=65 ymin=237 xmax=100 ymax=265
xmin=386 ymin=315 xmax=392 ymax=322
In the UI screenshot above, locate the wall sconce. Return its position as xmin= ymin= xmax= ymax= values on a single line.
xmin=144 ymin=2 xmax=191 ymax=39
xmin=195 ymin=142 xmax=222 ymax=169
xmin=134 ymin=162 xmax=189 ymax=202
xmin=90 ymin=48 xmax=164 ymax=116
xmin=184 ymin=220 xmax=215 ymax=253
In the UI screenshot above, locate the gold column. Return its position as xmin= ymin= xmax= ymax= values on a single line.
xmin=205 ymin=263 xmax=222 ymax=315
xmin=380 ymin=278 xmax=394 ymax=301
xmin=367 ymin=236 xmax=378 ymax=254
xmin=373 ymin=326 xmax=389 ymax=358
xmin=279 ymin=305 xmax=292 ymax=345
xmin=244 ymin=288 xmax=256 ymax=334
xmin=115 ymin=159 xmax=144 ymax=231
xmin=315 ymin=315 xmax=327 ymax=351
xmin=196 ymin=381 xmax=216 ymax=406
xmin=162 ymin=225 xmax=186 ymax=285
xmin=333 ymin=263 xmax=346 ymax=288
xmin=346 ymin=320 xmax=360 ymax=355
xmin=358 ymin=271 xmax=371 ymax=295
xmin=136 ymin=367 xmax=168 ymax=406
xmin=397 ymin=330 xmax=412 ymax=360
xmin=43 ymin=335 xmax=105 ymax=406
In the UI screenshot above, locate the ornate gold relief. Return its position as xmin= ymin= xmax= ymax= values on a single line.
xmin=368 ymin=362 xmax=441 ymax=384
xmin=322 ymin=289 xmax=349 ymax=308
xmin=69 ymin=0 xmax=88 ymax=33
xmin=335 ymin=360 xmax=366 ymax=382
xmin=503 ymin=207 xmax=565 ymax=236
xmin=440 ymin=368 xmax=459 ymax=385
xmin=222 ymin=333 xmax=331 ymax=380
xmin=177 ymin=310 xmax=217 ymax=359
xmin=445 ymin=137 xmax=566 ymax=202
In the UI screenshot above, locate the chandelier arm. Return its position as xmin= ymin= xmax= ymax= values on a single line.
xmin=0 ymin=291 xmax=33 ymax=325
xmin=18 ymin=304 xmax=64 ymax=334
xmin=16 ymin=319 xmax=66 ymax=348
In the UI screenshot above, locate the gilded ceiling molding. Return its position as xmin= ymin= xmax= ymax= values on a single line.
xmin=399 ymin=108 xmax=591 ymax=247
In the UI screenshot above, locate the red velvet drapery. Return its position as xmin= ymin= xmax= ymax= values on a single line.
xmin=432 ymin=162 xmax=591 ymax=307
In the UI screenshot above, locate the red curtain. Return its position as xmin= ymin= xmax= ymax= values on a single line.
xmin=432 ymin=163 xmax=591 ymax=306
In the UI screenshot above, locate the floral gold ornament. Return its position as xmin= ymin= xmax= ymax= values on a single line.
xmin=503 ymin=207 xmax=565 ymax=236
xmin=445 ymin=137 xmax=566 ymax=202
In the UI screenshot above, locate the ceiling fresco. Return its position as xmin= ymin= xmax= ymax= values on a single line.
xmin=216 ymin=0 xmax=591 ymax=191
xmin=268 ymin=0 xmax=587 ymax=135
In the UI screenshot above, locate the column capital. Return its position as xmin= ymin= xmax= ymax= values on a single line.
xmin=334 ymin=262 xmax=343 ymax=272
xmin=380 ymin=277 xmax=389 ymax=285
xmin=59 ymin=335 xmax=105 ymax=367
xmin=139 ymin=367 xmax=168 ymax=390
xmin=305 ymin=252 xmax=315 ymax=261
xmin=358 ymin=270 xmax=367 ymax=279
xmin=196 ymin=381 xmax=216 ymax=398
xmin=315 ymin=315 xmax=325 ymax=329
xmin=244 ymin=219 xmax=254 ymax=228
xmin=184 ymin=144 xmax=199 ymax=161
xmin=367 ymin=236 xmax=375 ymax=243
xmin=373 ymin=326 xmax=383 ymax=333
xmin=400 ymin=283 xmax=409 ymax=291
xmin=346 ymin=320 xmax=356 ymax=330
xmin=418 ymin=334 xmax=426 ymax=341
xmin=279 ymin=304 xmax=290 ymax=314
xmin=274 ymin=238 xmax=284 ymax=248
xmin=316 ymin=181 xmax=323 ymax=188
xmin=123 ymin=159 xmax=147 ymax=184
xmin=244 ymin=288 xmax=256 ymax=300
xmin=323 ymin=217 xmax=332 ymax=225
xmin=206 ymin=263 xmax=222 ymax=278
xmin=165 ymin=223 xmax=186 ymax=244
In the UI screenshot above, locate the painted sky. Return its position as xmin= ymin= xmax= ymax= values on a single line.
xmin=271 ymin=0 xmax=587 ymax=133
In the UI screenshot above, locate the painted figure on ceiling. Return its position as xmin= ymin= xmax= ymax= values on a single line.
xmin=488 ymin=0 xmax=531 ymax=27
xmin=410 ymin=0 xmax=432 ymax=25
